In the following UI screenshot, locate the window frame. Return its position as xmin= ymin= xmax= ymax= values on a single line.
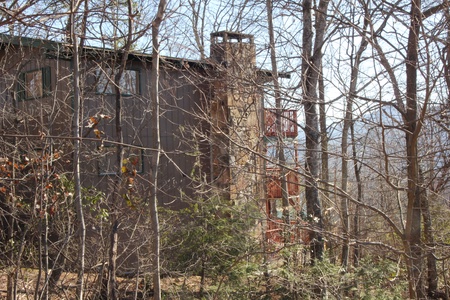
xmin=17 ymin=67 xmax=51 ymax=101
xmin=96 ymin=68 xmax=141 ymax=96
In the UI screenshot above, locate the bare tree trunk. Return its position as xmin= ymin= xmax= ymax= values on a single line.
xmin=43 ymin=189 xmax=49 ymax=300
xmin=420 ymin=169 xmax=439 ymax=298
xmin=107 ymin=2 xmax=135 ymax=298
xmin=266 ymin=0 xmax=290 ymax=236
xmin=70 ymin=2 xmax=86 ymax=297
xmin=366 ymin=0 xmax=440 ymax=295
xmin=6 ymin=138 xmax=18 ymax=300
xmin=107 ymin=81 xmax=122 ymax=300
xmin=35 ymin=214 xmax=44 ymax=300
xmin=350 ymin=121 xmax=362 ymax=267
xmin=340 ymin=18 xmax=368 ymax=269
xmin=150 ymin=1 xmax=167 ymax=299
xmin=340 ymin=109 xmax=350 ymax=270
xmin=108 ymin=219 xmax=119 ymax=300
xmin=404 ymin=0 xmax=425 ymax=297
xmin=188 ymin=0 xmax=206 ymax=60
xmin=36 ymin=144 xmax=49 ymax=300
xmin=6 ymin=218 xmax=14 ymax=300
xmin=13 ymin=228 xmax=28 ymax=299
xmin=319 ymin=67 xmax=327 ymax=199
xmin=319 ymin=63 xmax=331 ymax=259
xmin=301 ymin=0 xmax=329 ymax=262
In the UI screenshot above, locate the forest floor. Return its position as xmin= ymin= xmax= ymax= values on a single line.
xmin=0 ymin=269 xmax=203 ymax=299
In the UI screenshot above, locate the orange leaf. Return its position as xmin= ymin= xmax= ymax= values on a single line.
xmin=94 ymin=128 xmax=103 ymax=138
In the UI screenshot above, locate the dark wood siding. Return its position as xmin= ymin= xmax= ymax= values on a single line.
xmin=78 ymin=57 xmax=211 ymax=208
xmin=0 ymin=41 xmax=212 ymax=208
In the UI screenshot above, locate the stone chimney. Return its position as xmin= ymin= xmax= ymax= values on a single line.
xmin=209 ymin=31 xmax=263 ymax=203
xmin=210 ymin=31 xmax=256 ymax=70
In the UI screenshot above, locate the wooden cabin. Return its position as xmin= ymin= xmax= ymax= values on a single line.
xmin=0 ymin=32 xmax=303 ymax=271
xmin=0 ymin=32 xmax=269 ymax=204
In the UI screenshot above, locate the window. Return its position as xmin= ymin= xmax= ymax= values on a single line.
xmin=25 ymin=70 xmax=42 ymax=98
xmin=98 ymin=145 xmax=143 ymax=175
xmin=96 ymin=68 xmax=140 ymax=96
xmin=17 ymin=67 xmax=51 ymax=100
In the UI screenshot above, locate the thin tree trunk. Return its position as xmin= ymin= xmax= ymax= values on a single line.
xmin=13 ymin=227 xmax=28 ymax=300
xmin=70 ymin=2 xmax=86 ymax=297
xmin=150 ymin=1 xmax=166 ymax=299
xmin=266 ymin=0 xmax=290 ymax=237
xmin=340 ymin=18 xmax=368 ymax=269
xmin=420 ymin=169 xmax=439 ymax=298
xmin=108 ymin=219 xmax=119 ymax=300
xmin=7 ymin=103 xmax=19 ymax=300
xmin=43 ymin=190 xmax=49 ymax=300
xmin=341 ymin=113 xmax=350 ymax=270
xmin=107 ymin=85 xmax=122 ymax=300
xmin=6 ymin=223 xmax=14 ymax=300
xmin=319 ymin=67 xmax=327 ymax=201
xmin=35 ymin=216 xmax=43 ymax=300
xmin=36 ymin=150 xmax=49 ymax=300
xmin=319 ymin=63 xmax=331 ymax=259
xmin=6 ymin=139 xmax=18 ymax=300
xmin=350 ymin=121 xmax=362 ymax=267
xmin=188 ymin=0 xmax=206 ymax=60
xmin=107 ymin=2 xmax=134 ymax=298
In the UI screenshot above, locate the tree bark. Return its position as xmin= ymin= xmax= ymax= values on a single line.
xmin=404 ymin=0 xmax=425 ymax=297
xmin=420 ymin=169 xmax=439 ymax=298
xmin=70 ymin=2 xmax=86 ymax=297
xmin=150 ymin=1 xmax=167 ymax=299
xmin=350 ymin=121 xmax=363 ymax=267
xmin=319 ymin=63 xmax=331 ymax=258
xmin=107 ymin=2 xmax=134 ymax=298
xmin=301 ymin=0 xmax=329 ymax=262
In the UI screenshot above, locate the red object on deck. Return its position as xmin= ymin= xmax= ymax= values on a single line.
xmin=266 ymin=168 xmax=300 ymax=199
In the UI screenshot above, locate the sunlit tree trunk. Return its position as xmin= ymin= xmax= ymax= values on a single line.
xmin=69 ymin=2 xmax=86 ymax=297
xmin=404 ymin=0 xmax=425 ymax=296
xmin=150 ymin=1 xmax=167 ymax=299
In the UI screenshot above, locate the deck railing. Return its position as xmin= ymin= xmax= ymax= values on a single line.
xmin=264 ymin=109 xmax=298 ymax=138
